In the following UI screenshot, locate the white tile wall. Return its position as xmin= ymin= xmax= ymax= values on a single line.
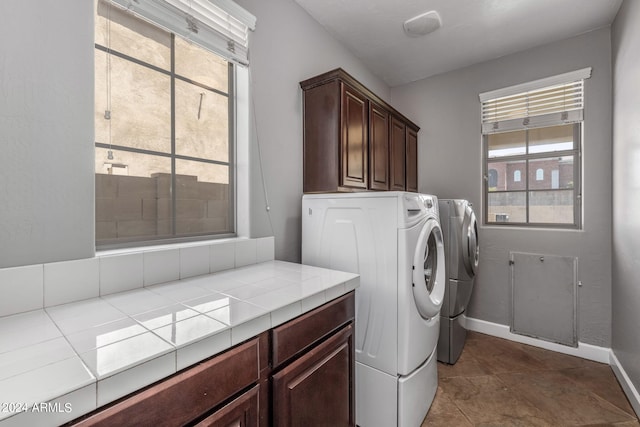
xmin=44 ymin=258 xmax=99 ymax=307
xmin=143 ymin=249 xmax=180 ymax=286
xmin=210 ymin=241 xmax=236 ymax=272
xmin=180 ymin=245 xmax=210 ymax=279
xmin=235 ymin=239 xmax=257 ymax=267
xmin=0 ymin=237 xmax=274 ymax=316
xmin=99 ymin=253 xmax=144 ymax=296
xmin=0 ymin=264 xmax=43 ymax=317
xmin=256 ymin=236 xmax=275 ymax=263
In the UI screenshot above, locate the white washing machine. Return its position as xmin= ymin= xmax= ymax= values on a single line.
xmin=437 ymin=199 xmax=479 ymax=364
xmin=302 ymin=192 xmax=446 ymax=427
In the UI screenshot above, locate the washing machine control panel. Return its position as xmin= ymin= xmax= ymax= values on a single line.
xmin=424 ymin=197 xmax=433 ymax=209
xmin=402 ymin=194 xmax=439 ymax=226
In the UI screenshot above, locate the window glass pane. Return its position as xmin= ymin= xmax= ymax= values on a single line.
xmin=175 ymin=36 xmax=229 ymax=92
xmin=529 ymin=190 xmax=574 ymax=224
xmin=95 ymin=0 xmax=171 ymax=70
xmin=529 ymin=124 xmax=574 ymax=154
xmin=487 ymin=160 xmax=526 ymax=191
xmin=488 ymin=130 xmax=525 ymax=158
xmin=175 ymin=80 xmax=229 ymax=161
xmin=95 ymin=50 xmax=172 ymax=153
xmin=488 ymin=192 xmax=526 ymax=223
xmin=528 ymin=156 xmax=574 ymax=190
xmin=175 ymin=159 xmax=231 ymax=235
xmin=95 ymin=148 xmax=172 ymax=242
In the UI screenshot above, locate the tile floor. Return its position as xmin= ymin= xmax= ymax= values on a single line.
xmin=423 ymin=332 xmax=639 ymax=426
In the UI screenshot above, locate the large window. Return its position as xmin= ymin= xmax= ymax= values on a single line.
xmin=94 ymin=0 xmax=249 ymax=247
xmin=480 ymin=69 xmax=590 ymax=228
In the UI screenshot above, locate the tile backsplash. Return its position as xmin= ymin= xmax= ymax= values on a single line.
xmin=0 ymin=237 xmax=275 ymax=318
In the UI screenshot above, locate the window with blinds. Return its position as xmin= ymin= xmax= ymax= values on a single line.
xmin=479 ymin=69 xmax=591 ymax=229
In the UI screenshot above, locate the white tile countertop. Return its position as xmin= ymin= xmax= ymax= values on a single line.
xmin=0 ymin=261 xmax=358 ymax=426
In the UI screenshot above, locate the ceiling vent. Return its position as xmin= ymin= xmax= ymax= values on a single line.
xmin=403 ymin=10 xmax=442 ymax=37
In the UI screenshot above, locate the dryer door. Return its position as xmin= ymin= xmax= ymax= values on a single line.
xmin=462 ymin=205 xmax=479 ymax=278
xmin=412 ymin=218 xmax=446 ymax=319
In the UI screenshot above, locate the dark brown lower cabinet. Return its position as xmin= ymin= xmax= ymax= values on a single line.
xmin=68 ymin=292 xmax=355 ymax=427
xmin=195 ymin=385 xmax=259 ymax=427
xmin=272 ymin=325 xmax=354 ymax=427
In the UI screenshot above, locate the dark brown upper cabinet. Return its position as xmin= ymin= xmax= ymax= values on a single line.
xmin=369 ymin=101 xmax=390 ymax=191
xmin=300 ymin=68 xmax=419 ymax=193
xmin=390 ymin=116 xmax=407 ymax=191
xmin=341 ymin=84 xmax=369 ymax=189
xmin=406 ymin=127 xmax=418 ymax=192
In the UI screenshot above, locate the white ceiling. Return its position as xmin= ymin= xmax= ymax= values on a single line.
xmin=294 ymin=0 xmax=623 ymax=87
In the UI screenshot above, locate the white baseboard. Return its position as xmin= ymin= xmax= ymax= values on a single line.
xmin=464 ymin=316 xmax=610 ymax=364
xmin=610 ymin=351 xmax=640 ymax=417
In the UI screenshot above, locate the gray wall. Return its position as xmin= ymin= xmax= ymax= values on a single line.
xmin=391 ymin=28 xmax=613 ymax=347
xmin=236 ymin=0 xmax=390 ymax=262
xmin=611 ymin=0 xmax=640 ymax=400
xmin=0 ymin=1 xmax=95 ymax=268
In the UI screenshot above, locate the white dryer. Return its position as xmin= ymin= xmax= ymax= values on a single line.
xmin=437 ymin=199 xmax=479 ymax=364
xmin=302 ymin=192 xmax=446 ymax=427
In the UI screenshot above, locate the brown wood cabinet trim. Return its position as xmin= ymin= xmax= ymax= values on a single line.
xmin=271 ymin=292 xmax=355 ymax=369
xmin=272 ymin=324 xmax=355 ymax=427
xmin=72 ymin=338 xmax=260 ymax=427
xmin=300 ymin=68 xmax=419 ymax=132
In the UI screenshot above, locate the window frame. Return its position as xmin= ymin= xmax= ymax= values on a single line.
xmin=95 ymin=10 xmax=238 ymax=250
xmin=482 ymin=123 xmax=582 ymax=229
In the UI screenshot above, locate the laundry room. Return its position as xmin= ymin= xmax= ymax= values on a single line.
xmin=0 ymin=0 xmax=638 ymax=426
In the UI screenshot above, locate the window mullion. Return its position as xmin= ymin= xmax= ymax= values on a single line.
xmin=171 ymin=34 xmax=177 ymax=237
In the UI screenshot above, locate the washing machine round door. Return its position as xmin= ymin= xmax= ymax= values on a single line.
xmin=412 ymin=217 xmax=446 ymax=319
xmin=462 ymin=205 xmax=479 ymax=277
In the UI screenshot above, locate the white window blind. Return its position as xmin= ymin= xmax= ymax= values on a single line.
xmin=480 ymin=68 xmax=591 ymax=134
xmin=106 ymin=0 xmax=256 ymax=65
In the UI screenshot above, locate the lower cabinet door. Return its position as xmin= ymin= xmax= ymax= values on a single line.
xmin=272 ymin=324 xmax=354 ymax=427
xmin=195 ymin=385 xmax=259 ymax=427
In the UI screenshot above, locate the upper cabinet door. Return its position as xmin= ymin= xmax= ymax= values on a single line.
xmin=341 ymin=83 xmax=368 ymax=189
xmin=390 ymin=116 xmax=406 ymax=191
xmin=406 ymin=127 xmax=418 ymax=192
xmin=369 ymin=102 xmax=390 ymax=191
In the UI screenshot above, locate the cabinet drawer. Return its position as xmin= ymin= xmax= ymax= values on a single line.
xmin=73 ymin=338 xmax=260 ymax=427
xmin=272 ymin=291 xmax=355 ymax=368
